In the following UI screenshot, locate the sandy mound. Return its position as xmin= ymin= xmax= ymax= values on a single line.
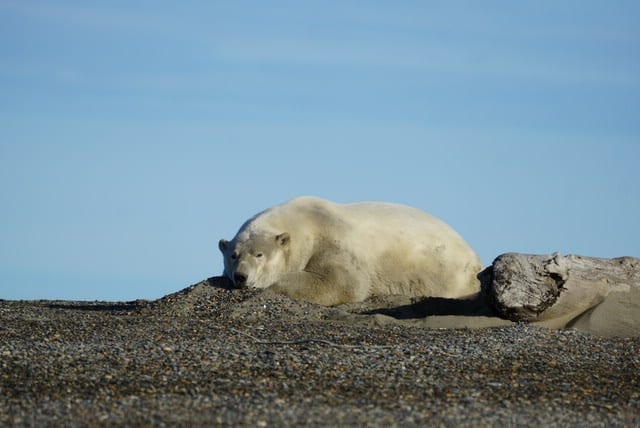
xmin=152 ymin=277 xmax=639 ymax=337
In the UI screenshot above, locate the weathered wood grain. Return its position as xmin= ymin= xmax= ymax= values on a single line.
xmin=480 ymin=253 xmax=640 ymax=322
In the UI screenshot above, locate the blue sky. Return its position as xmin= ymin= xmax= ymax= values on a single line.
xmin=1 ymin=1 xmax=639 ymax=301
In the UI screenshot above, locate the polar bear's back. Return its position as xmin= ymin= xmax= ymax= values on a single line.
xmin=341 ymin=199 xmax=451 ymax=234
xmin=260 ymin=196 xmax=477 ymax=254
xmin=253 ymin=196 xmax=474 ymax=248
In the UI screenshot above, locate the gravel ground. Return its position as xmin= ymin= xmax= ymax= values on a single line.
xmin=1 ymin=279 xmax=639 ymax=427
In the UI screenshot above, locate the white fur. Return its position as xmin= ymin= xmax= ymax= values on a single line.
xmin=219 ymin=196 xmax=482 ymax=306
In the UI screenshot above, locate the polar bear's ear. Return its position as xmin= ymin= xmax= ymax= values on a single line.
xmin=218 ymin=239 xmax=229 ymax=252
xmin=276 ymin=233 xmax=290 ymax=247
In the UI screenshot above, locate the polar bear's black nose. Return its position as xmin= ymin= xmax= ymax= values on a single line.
xmin=234 ymin=272 xmax=247 ymax=287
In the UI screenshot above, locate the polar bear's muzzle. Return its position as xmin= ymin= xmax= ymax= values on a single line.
xmin=233 ymin=271 xmax=248 ymax=288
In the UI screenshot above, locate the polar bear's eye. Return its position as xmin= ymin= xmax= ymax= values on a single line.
xmin=255 ymin=253 xmax=263 ymax=258
xmin=231 ymin=252 xmax=239 ymax=260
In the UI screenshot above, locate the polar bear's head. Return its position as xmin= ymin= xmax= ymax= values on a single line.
xmin=218 ymin=232 xmax=291 ymax=289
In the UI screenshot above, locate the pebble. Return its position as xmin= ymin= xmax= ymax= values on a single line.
xmin=1 ymin=281 xmax=639 ymax=426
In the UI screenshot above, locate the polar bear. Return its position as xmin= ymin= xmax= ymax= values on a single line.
xmin=218 ymin=196 xmax=482 ymax=306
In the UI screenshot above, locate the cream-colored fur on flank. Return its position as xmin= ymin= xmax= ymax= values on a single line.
xmin=219 ymin=196 xmax=482 ymax=306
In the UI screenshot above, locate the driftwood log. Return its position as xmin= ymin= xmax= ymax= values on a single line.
xmin=480 ymin=253 xmax=640 ymax=323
